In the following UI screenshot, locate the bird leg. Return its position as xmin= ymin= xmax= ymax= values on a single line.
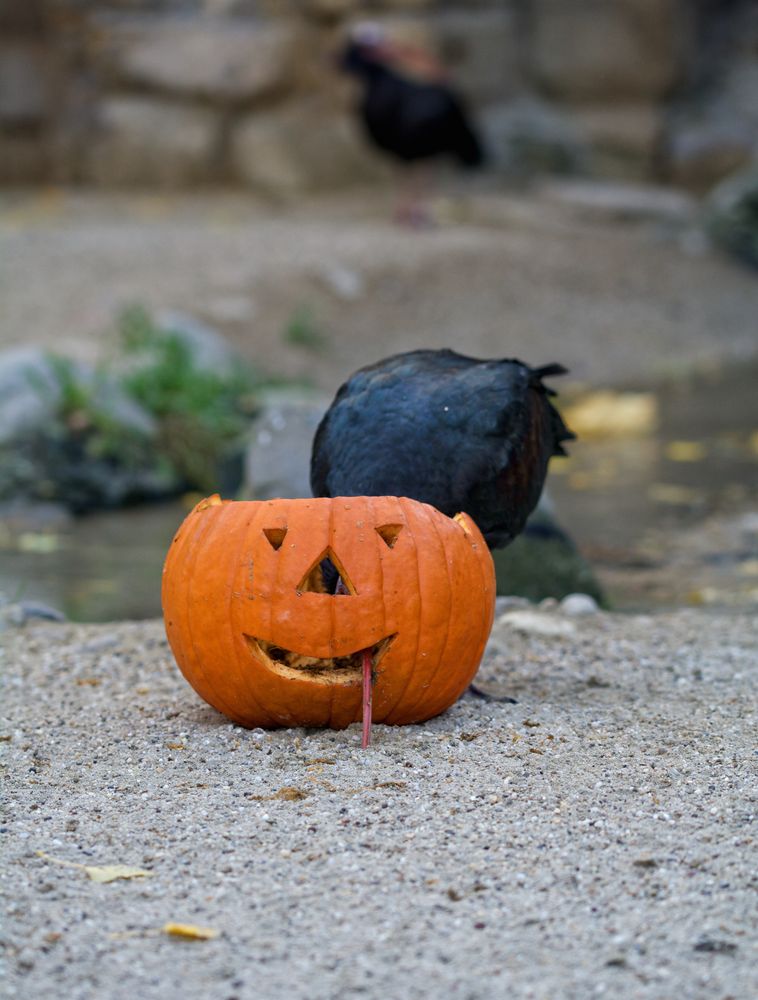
xmin=467 ymin=683 xmax=518 ymax=704
xmin=395 ymin=162 xmax=434 ymax=228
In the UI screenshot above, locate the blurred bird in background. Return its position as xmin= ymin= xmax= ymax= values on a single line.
xmin=338 ymin=23 xmax=485 ymax=224
xmin=311 ymin=349 xmax=574 ymax=556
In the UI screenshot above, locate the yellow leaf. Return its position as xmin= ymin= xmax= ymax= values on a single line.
xmin=36 ymin=851 xmax=152 ymax=882
xmin=563 ymin=391 xmax=658 ymax=439
xmin=84 ymin=865 xmax=153 ymax=883
xmin=665 ymin=440 xmax=707 ymax=462
xmin=274 ymin=786 xmax=308 ymax=801
xmin=647 ymin=483 xmax=705 ymax=505
xmin=162 ymin=923 xmax=220 ymax=940
xmin=18 ymin=532 xmax=60 ymax=554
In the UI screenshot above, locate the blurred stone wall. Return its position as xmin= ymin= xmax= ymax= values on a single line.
xmin=1 ymin=0 xmax=756 ymax=193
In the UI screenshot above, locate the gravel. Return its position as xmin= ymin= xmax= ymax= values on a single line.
xmin=2 ymin=605 xmax=756 ymax=1000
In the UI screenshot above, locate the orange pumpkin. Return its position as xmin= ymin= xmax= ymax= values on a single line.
xmin=162 ymin=494 xmax=495 ymax=730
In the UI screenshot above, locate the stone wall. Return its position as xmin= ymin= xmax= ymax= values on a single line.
xmin=1 ymin=0 xmax=756 ymax=193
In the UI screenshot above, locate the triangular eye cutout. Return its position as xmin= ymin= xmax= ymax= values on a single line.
xmin=263 ymin=527 xmax=287 ymax=551
xmin=375 ymin=523 xmax=403 ymax=549
xmin=297 ymin=548 xmax=357 ymax=595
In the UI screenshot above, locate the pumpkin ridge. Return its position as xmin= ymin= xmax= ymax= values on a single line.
xmin=228 ymin=504 xmax=277 ymax=726
xmin=403 ymin=501 xmax=456 ymax=717
xmin=176 ymin=502 xmax=243 ymax=724
xmin=380 ymin=496 xmax=424 ymax=723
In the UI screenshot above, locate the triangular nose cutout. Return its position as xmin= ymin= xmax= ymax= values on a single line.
xmin=263 ymin=527 xmax=287 ymax=551
xmin=297 ymin=548 xmax=357 ymax=595
xmin=376 ymin=523 xmax=403 ymax=548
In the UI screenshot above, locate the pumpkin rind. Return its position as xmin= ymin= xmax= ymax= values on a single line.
xmin=162 ymin=495 xmax=495 ymax=729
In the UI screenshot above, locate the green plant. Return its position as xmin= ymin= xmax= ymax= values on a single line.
xmin=116 ymin=306 xmax=264 ymax=490
xmin=30 ymin=354 xmax=153 ymax=468
xmin=283 ymin=306 xmax=329 ymax=352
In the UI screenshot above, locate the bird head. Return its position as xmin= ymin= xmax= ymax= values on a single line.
xmin=338 ymin=22 xmax=389 ymax=76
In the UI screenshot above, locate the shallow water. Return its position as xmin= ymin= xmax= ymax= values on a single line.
xmin=2 ymin=363 xmax=757 ymax=621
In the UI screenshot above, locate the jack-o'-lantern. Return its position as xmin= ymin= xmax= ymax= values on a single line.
xmin=162 ymin=494 xmax=495 ymax=736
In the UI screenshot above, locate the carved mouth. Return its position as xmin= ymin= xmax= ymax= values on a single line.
xmin=244 ymin=634 xmax=397 ymax=682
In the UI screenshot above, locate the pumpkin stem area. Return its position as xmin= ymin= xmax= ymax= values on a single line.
xmin=362 ymin=648 xmax=373 ymax=749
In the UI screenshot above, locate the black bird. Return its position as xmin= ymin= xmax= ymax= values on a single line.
xmin=310 ymin=349 xmax=574 ymax=551
xmin=339 ymin=27 xmax=484 ymax=222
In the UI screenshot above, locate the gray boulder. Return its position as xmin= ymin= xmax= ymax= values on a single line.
xmin=481 ymin=98 xmax=590 ymax=179
xmin=705 ymin=165 xmax=758 ymax=269
xmin=243 ymin=389 xmax=330 ymax=501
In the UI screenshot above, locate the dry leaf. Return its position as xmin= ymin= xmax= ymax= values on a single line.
xmin=163 ymin=923 xmax=220 ymax=940
xmin=247 ymin=786 xmax=309 ymax=802
xmin=665 ymin=440 xmax=707 ymax=462
xmin=563 ymin=391 xmax=658 ymax=439
xmin=85 ymin=864 xmax=153 ymax=884
xmin=36 ymin=851 xmax=152 ymax=883
xmin=274 ymin=786 xmax=308 ymax=801
xmin=648 ymin=483 xmax=705 ymax=505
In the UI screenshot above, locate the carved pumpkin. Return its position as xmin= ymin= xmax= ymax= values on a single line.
xmin=162 ymin=494 xmax=495 ymax=730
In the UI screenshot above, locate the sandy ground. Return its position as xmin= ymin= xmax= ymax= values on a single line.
xmin=2 ymin=185 xmax=757 ymax=999
xmin=1 ymin=604 xmax=756 ymax=1000
xmin=2 ymin=187 xmax=758 ymax=391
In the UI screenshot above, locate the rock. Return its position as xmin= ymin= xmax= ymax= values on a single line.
xmin=496 ymin=609 xmax=577 ymax=638
xmin=0 ymin=135 xmax=48 ymax=183
xmin=0 ymin=0 xmax=45 ymax=33
xmin=0 ymin=347 xmax=61 ymax=446
xmin=480 ymin=97 xmax=589 ymax=180
xmin=560 ymin=593 xmax=599 ymax=616
xmin=493 ymin=506 xmax=605 ymax=606
xmin=0 ymin=42 xmax=50 ymax=126
xmin=573 ymin=104 xmax=662 ymax=180
xmin=91 ymin=14 xmax=299 ymax=103
xmin=85 ymin=97 xmax=218 ymax=186
xmin=540 ymin=179 xmax=695 ymax=224
xmin=243 ymin=389 xmax=330 ymax=501
xmin=0 ymin=346 xmax=173 ymax=511
xmin=429 ymin=9 xmax=522 ymax=104
xmin=232 ymin=99 xmax=389 ymax=196
xmin=705 ymin=166 xmax=758 ymax=270
xmin=316 ymin=264 xmax=365 ymax=302
xmin=494 ymin=596 xmax=531 ymax=617
xmin=0 ymin=348 xmax=156 ymax=456
xmin=152 ymin=310 xmax=240 ymax=374
xmin=300 ymin=0 xmax=360 ymax=20
xmin=663 ymin=119 xmax=755 ymax=194
xmin=1 ymin=601 xmax=67 ymax=629
xmin=530 ymin=0 xmax=689 ymax=102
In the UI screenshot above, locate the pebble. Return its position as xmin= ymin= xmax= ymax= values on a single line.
xmin=560 ymin=593 xmax=599 ymax=616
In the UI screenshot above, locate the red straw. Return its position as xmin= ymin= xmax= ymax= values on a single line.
xmin=361 ymin=649 xmax=373 ymax=749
